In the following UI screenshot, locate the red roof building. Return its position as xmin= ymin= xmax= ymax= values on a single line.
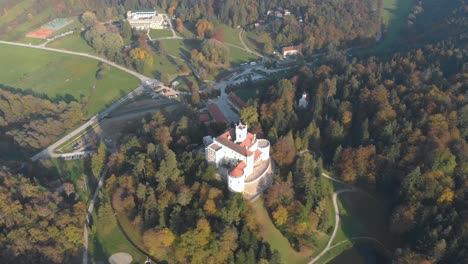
xmin=208 ymin=103 xmax=228 ymax=124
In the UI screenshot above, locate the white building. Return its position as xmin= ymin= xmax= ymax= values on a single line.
xmin=282 ymin=45 xmax=300 ymax=57
xmin=126 ymin=10 xmax=165 ymax=30
xmin=205 ymin=122 xmax=271 ymax=193
xmin=298 ymin=92 xmax=309 ymax=108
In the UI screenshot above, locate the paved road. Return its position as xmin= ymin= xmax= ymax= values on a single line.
xmin=0 ymin=40 xmax=159 ymax=160
xmin=0 ymin=40 xmax=151 ymax=82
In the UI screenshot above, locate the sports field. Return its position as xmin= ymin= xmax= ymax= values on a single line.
xmin=375 ymin=0 xmax=415 ymax=51
xmin=0 ymin=44 xmax=140 ymax=117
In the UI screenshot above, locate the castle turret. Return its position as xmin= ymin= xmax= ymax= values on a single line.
xmin=235 ymin=121 xmax=248 ymax=143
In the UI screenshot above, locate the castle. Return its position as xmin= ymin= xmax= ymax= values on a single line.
xmin=205 ymin=122 xmax=273 ymax=195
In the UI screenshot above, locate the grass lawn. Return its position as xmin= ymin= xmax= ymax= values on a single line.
xmin=17 ymin=37 xmax=47 ymax=45
xmin=251 ymin=199 xmax=309 ymax=264
xmin=89 ymin=210 xmax=146 ymax=264
xmin=145 ymin=52 xmax=184 ymax=80
xmin=0 ymin=43 xmax=140 ymax=117
xmin=228 ymin=46 xmax=259 ymax=66
xmin=149 ymin=29 xmax=174 ymax=39
xmin=47 ymin=33 xmax=95 ymax=53
xmin=314 ymin=241 xmax=353 ymax=264
xmin=2 ymin=8 xmax=55 ymax=41
xmin=333 ymin=191 xmax=395 ymax=248
xmin=376 ymin=0 xmax=415 ymax=51
xmin=242 ymin=30 xmax=264 ymax=54
xmin=215 ymin=24 xmax=242 ymax=46
xmin=39 ymin=159 xmax=94 ymax=203
xmin=159 ymin=38 xmax=198 ymax=60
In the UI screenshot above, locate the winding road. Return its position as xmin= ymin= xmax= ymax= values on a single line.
xmin=0 ymin=40 xmax=160 ymax=161
xmin=309 ymin=172 xmax=386 ymax=263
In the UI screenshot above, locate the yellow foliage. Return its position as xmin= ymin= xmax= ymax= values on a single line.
xmin=437 ymin=188 xmax=454 ymax=205
xmin=272 ymin=205 xmax=288 ymax=226
xmin=342 ymin=111 xmax=352 ymax=126
xmin=295 ymin=222 xmax=308 ymax=235
xmin=204 ymin=199 xmax=217 ymax=216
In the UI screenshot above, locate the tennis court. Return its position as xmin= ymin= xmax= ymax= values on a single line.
xmin=26 ymin=28 xmax=54 ymax=39
xmin=42 ymin=18 xmax=73 ymax=30
xmin=26 ymin=18 xmax=73 ymax=39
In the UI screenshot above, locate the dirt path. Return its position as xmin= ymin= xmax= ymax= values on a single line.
xmin=239 ymin=29 xmax=263 ymax=58
xmin=309 ymin=188 xmax=357 ymax=264
xmin=82 ymin=166 xmax=109 ymax=264
xmin=309 ymin=173 xmax=385 ymax=263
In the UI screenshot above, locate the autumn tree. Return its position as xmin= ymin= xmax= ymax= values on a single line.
xmin=195 ymin=19 xmax=213 ymax=39
xmin=92 ymin=142 xmax=107 ymax=177
xmin=272 ymin=131 xmax=296 ymax=166
xmin=176 ymin=18 xmax=184 ymax=33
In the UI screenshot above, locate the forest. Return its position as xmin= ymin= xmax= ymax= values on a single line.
xmin=98 ymin=109 xmax=283 ymax=263
xmin=0 ymin=0 xmax=466 ymax=263
xmin=0 ymin=168 xmax=85 ymax=263
xmin=0 ymin=88 xmax=84 ymax=153
xmin=251 ymin=39 xmax=467 ymax=264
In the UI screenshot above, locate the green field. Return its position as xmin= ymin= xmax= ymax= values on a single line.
xmin=1 ymin=7 xmax=55 ymax=40
xmin=47 ymin=33 xmax=95 ymax=53
xmin=376 ymin=0 xmax=415 ymax=51
xmin=242 ymin=30 xmax=264 ymax=55
xmin=149 ymin=29 xmax=174 ymax=39
xmin=228 ymin=46 xmax=259 ymax=65
xmin=251 ymin=199 xmax=310 ymax=264
xmin=333 ymin=191 xmax=395 ymax=249
xmin=216 ymin=24 xmax=242 ymax=46
xmin=159 ymin=38 xmax=197 ymax=60
xmin=89 ymin=209 xmax=146 ymax=264
xmin=145 ymin=52 xmax=184 ymax=80
xmin=39 ymin=159 xmax=94 ymax=202
xmin=0 ymin=44 xmax=140 ymax=117
xmin=17 ymin=37 xmax=47 ymax=45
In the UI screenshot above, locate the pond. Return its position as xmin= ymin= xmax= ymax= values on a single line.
xmin=329 ymin=241 xmax=391 ymax=264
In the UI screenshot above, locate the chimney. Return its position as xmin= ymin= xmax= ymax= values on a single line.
xmin=253 ymin=134 xmax=256 ymax=141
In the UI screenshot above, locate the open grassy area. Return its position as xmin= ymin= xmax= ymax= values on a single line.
xmin=242 ymin=30 xmax=264 ymax=54
xmin=144 ymin=52 xmax=184 ymax=80
xmin=39 ymin=158 xmax=94 ymax=203
xmin=315 ymin=241 xmax=353 ymax=264
xmin=17 ymin=37 xmax=47 ymax=45
xmin=228 ymin=46 xmax=259 ymax=66
xmin=251 ymin=199 xmax=310 ymax=264
xmin=376 ymin=0 xmax=415 ymax=51
xmin=159 ymin=38 xmax=197 ymax=60
xmin=1 ymin=7 xmax=55 ymax=40
xmin=215 ymin=24 xmax=242 ymax=46
xmin=89 ymin=210 xmax=146 ymax=264
xmin=47 ymin=32 xmax=95 ymax=53
xmin=149 ymin=29 xmax=174 ymax=39
xmin=0 ymin=43 xmax=140 ymax=117
xmin=333 ymin=191 xmax=396 ymax=249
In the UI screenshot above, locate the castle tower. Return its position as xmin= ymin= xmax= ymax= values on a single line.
xmin=235 ymin=121 xmax=248 ymax=143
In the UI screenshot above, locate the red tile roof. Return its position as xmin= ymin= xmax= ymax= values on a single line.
xmin=282 ymin=46 xmax=300 ymax=52
xmin=230 ymin=161 xmax=247 ymax=178
xmin=216 ymin=135 xmax=253 ymax=156
xmin=199 ymin=113 xmax=210 ymax=122
xmin=229 ymin=92 xmax=246 ymax=109
xmin=239 ymin=133 xmax=255 ymax=148
xmin=208 ymin=103 xmax=227 ymax=123
xmin=254 ymin=149 xmax=262 ymax=160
